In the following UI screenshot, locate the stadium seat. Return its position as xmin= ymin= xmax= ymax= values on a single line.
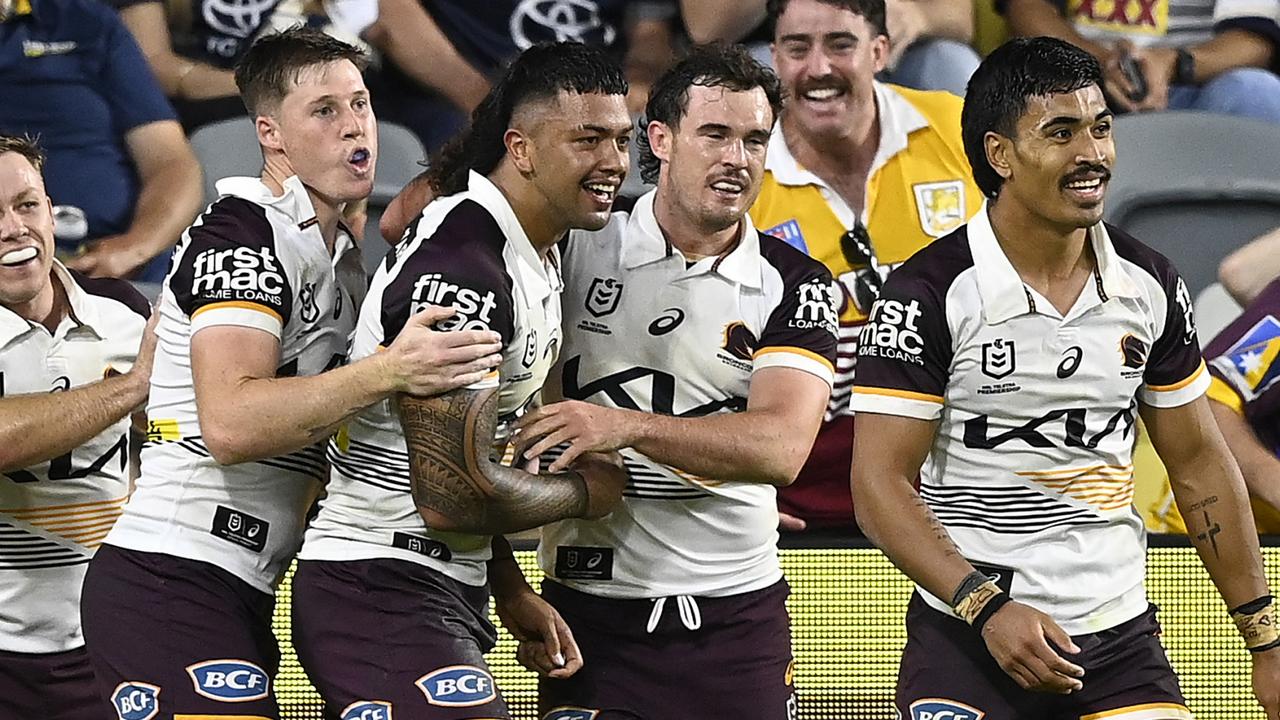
xmin=1104 ymin=112 xmax=1280 ymax=296
xmin=1193 ymin=282 xmax=1243 ymax=348
xmin=188 ymin=117 xmax=426 ymax=208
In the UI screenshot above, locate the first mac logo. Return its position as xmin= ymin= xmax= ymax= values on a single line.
xmin=111 ymin=681 xmax=160 ymax=720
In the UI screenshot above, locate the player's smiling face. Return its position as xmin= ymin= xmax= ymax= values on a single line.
xmin=520 ymin=90 xmax=631 ymax=233
xmin=997 ymin=84 xmax=1114 ymax=230
xmin=772 ymin=0 xmax=886 ymax=141
xmin=651 ymin=84 xmax=773 ymax=233
xmin=0 ymin=152 xmax=55 ymax=314
xmin=265 ymin=59 xmax=377 ymax=210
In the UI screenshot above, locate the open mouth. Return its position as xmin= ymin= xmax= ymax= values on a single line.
xmin=582 ymin=180 xmax=618 ymax=208
xmin=348 ymin=148 xmax=372 ymax=174
xmin=799 ymin=85 xmax=848 ymax=104
xmin=709 ymin=177 xmax=746 ymax=200
xmin=0 ymin=246 xmax=37 ymax=268
xmin=1062 ymin=172 xmax=1108 ymax=202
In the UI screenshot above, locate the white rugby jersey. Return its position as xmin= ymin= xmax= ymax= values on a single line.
xmin=850 ymin=205 xmax=1208 ymax=634
xmin=538 ymin=192 xmax=839 ymax=598
xmin=0 ymin=263 xmax=147 ymax=652
xmin=105 ymin=175 xmax=365 ymax=594
xmin=300 ymin=171 xmax=564 ymax=587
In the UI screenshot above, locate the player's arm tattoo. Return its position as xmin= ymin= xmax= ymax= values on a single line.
xmin=397 ymin=387 xmax=591 ymax=535
xmin=1187 ymin=495 xmax=1224 ymax=559
xmin=913 ymin=493 xmax=962 ymax=561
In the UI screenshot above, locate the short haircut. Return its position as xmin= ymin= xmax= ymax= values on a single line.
xmin=637 ymin=43 xmax=784 ymax=185
xmin=766 ymin=0 xmax=888 ymax=39
xmin=427 ymin=41 xmax=629 ymax=196
xmin=234 ymin=26 xmax=369 ymax=117
xmin=0 ymin=134 xmax=45 ymax=174
xmin=961 ymin=37 xmax=1104 ymax=198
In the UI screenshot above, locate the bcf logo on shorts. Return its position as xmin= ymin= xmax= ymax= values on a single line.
xmin=910 ymin=699 xmax=986 ymax=720
xmin=341 ymin=700 xmax=394 ymax=720
xmin=111 ymin=681 xmax=160 ymax=720
xmin=186 ymin=659 xmax=270 ymax=702
xmin=416 ymin=665 xmax=496 ymax=707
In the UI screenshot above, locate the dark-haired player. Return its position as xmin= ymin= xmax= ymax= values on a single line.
xmin=851 ymin=36 xmax=1280 ymax=719
xmin=0 ymin=133 xmax=153 ymax=720
xmin=511 ymin=44 xmax=837 ymax=720
xmin=291 ymin=41 xmax=633 ymax=719
xmin=80 ymin=28 xmax=501 ymax=719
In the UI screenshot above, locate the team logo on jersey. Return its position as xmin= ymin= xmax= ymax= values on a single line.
xmin=912 ymin=181 xmax=967 ymax=238
xmin=1120 ymin=334 xmax=1149 ymax=370
xmin=722 ymin=321 xmax=758 ymax=362
xmin=585 ymin=277 xmax=623 ymax=318
xmin=412 ymin=273 xmax=500 ymax=332
xmin=111 ymin=682 xmax=160 ymax=720
xmin=860 ymin=298 xmax=926 ymax=365
xmin=509 ymin=0 xmax=616 ymax=50
xmin=191 ymin=246 xmax=286 ymax=307
xmin=649 ymin=308 xmax=686 ymax=336
xmin=186 ymin=659 xmax=269 ymax=702
xmin=416 ymin=666 xmax=496 ymax=707
xmin=543 ymin=708 xmax=600 ymax=720
xmin=341 ymin=700 xmax=393 ymax=720
xmin=299 ymin=281 xmax=319 ymax=323
xmin=981 ymin=339 xmax=1016 ymax=379
xmin=793 ymin=278 xmax=839 ymax=335
xmin=763 ymin=219 xmax=808 ymax=254
xmin=1214 ymin=315 xmax=1280 ymax=399
xmin=909 ymin=699 xmax=986 ymax=720
xmin=523 ymin=328 xmax=539 ymax=368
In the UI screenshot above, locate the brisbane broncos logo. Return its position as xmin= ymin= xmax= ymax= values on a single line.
xmin=1120 ymin=334 xmax=1149 ymax=369
xmin=722 ymin=321 xmax=758 ymax=361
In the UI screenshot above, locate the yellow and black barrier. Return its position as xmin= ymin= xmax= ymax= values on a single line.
xmin=272 ymin=536 xmax=1279 ymax=719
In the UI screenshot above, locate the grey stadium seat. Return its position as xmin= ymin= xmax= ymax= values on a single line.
xmin=1104 ymin=111 xmax=1280 ymax=296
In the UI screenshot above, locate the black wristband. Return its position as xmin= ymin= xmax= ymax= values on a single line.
xmin=1232 ymin=595 xmax=1274 ymax=616
xmin=1249 ymin=638 xmax=1280 ymax=653
xmin=951 ymin=570 xmax=991 ymax=607
xmin=972 ymin=592 xmax=1013 ymax=633
xmin=1174 ymin=48 xmax=1196 ymax=86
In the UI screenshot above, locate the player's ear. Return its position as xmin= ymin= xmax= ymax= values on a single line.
xmin=256 ymin=114 xmax=283 ymax=153
xmin=985 ymin=131 xmax=1013 ymax=183
xmin=505 ymin=128 xmax=534 ymax=175
xmin=648 ymin=120 xmax=672 ymax=169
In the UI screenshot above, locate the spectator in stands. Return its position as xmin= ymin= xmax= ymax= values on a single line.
xmin=1 ymin=0 xmax=202 ymax=281
xmin=681 ymin=0 xmax=981 ymax=95
xmin=1002 ymin=0 xmax=1280 ymax=123
xmin=749 ymin=0 xmax=982 ymax=531
xmin=1221 ymin=226 xmax=1280 ymax=306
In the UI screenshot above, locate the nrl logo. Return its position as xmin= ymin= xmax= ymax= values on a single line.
xmin=585 ymin=277 xmax=623 ymax=318
xmin=981 ymin=339 xmax=1016 ymax=379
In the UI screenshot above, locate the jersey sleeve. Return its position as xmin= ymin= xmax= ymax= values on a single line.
xmin=1139 ymin=270 xmax=1209 ymax=408
xmin=848 ymin=272 xmax=954 ymax=421
xmin=378 ymin=200 xmax=516 ymax=390
xmin=168 ymin=197 xmax=294 ymax=338
xmin=754 ymin=264 xmax=839 ymax=386
xmin=1204 ymin=277 xmax=1280 ymax=418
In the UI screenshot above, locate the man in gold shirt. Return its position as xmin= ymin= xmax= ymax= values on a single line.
xmin=751 ymin=0 xmax=982 ymax=530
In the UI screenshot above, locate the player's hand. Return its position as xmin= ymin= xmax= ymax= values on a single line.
xmin=778 ymin=511 xmax=808 ymax=532
xmin=66 ymin=234 xmax=155 ymax=279
xmin=1252 ymin=646 xmax=1280 ymax=719
xmin=572 ymin=451 xmax=627 ymax=519
xmin=980 ymin=600 xmax=1084 ymax=694
xmin=495 ymin=587 xmax=583 ymax=679
xmin=513 ymin=400 xmax=642 ymax=472
xmin=379 ymin=305 xmax=502 ymax=396
xmin=125 ymin=309 xmax=160 ymax=406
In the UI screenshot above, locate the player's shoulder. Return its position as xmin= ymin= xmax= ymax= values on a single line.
xmin=187 ymin=196 xmax=275 ymax=250
xmin=1104 ymin=222 xmax=1181 ymax=288
xmin=886 ymin=224 xmax=976 ymax=294
xmin=409 ymin=196 xmax=510 ymax=261
xmin=757 ymin=228 xmax=833 ymax=285
xmin=68 ymin=270 xmax=150 ymax=320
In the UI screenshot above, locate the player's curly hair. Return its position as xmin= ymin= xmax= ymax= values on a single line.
xmin=765 ymin=0 xmax=887 ymax=39
xmin=962 ymin=37 xmax=1104 ymax=199
xmin=636 ymin=43 xmax=784 ymax=185
xmin=426 ymin=42 xmax=628 ymax=197
xmin=234 ymin=26 xmax=368 ymax=117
